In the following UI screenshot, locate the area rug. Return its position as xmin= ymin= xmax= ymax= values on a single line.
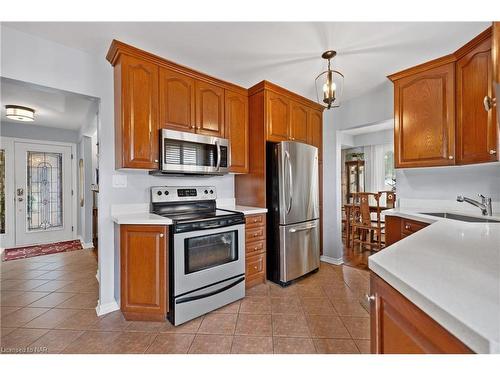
xmin=2 ymin=240 xmax=83 ymax=262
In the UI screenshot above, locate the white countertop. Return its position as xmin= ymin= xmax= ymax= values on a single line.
xmin=368 ymin=208 xmax=500 ymax=354
xmin=111 ymin=202 xmax=267 ymax=225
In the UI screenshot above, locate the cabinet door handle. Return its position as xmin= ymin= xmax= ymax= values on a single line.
xmin=484 ymin=96 xmax=496 ymax=111
xmin=364 ymin=294 xmax=375 ymax=303
xmin=405 ymin=224 xmax=411 ymax=230
xmin=490 ymin=150 xmax=497 ymax=155
xmin=448 ymin=155 xmax=454 ymax=160
xmin=159 ymin=233 xmax=164 ymax=238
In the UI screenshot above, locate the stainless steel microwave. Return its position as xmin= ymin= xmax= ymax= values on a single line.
xmin=158 ymin=129 xmax=230 ymax=175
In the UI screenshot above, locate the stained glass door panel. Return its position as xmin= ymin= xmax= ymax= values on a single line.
xmin=15 ymin=142 xmax=73 ymax=246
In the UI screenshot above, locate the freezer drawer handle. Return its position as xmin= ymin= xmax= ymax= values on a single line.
xmin=175 ymin=276 xmax=245 ymax=304
xmin=289 ymin=224 xmax=317 ymax=233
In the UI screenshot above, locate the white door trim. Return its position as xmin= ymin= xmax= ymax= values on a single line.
xmin=0 ymin=138 xmax=15 ymax=249
xmin=1 ymin=137 xmax=77 ymax=248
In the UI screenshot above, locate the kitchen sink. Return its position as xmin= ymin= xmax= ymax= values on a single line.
xmin=420 ymin=212 xmax=500 ymax=223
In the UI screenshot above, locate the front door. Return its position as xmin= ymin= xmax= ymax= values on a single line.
xmin=14 ymin=142 xmax=73 ymax=246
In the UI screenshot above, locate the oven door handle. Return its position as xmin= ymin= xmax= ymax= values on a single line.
xmin=176 ymin=276 xmax=245 ymax=304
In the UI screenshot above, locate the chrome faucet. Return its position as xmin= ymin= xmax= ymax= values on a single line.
xmin=456 ymin=194 xmax=492 ymax=216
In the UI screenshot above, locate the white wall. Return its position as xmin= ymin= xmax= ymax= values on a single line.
xmin=1 ymin=25 xmax=236 ymax=315
xmin=0 ymin=122 xmax=79 ymax=143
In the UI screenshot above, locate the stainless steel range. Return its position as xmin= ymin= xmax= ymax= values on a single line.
xmin=150 ymin=186 xmax=245 ymax=326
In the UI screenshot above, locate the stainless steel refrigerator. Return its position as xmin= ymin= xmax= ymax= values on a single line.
xmin=266 ymin=141 xmax=320 ymax=286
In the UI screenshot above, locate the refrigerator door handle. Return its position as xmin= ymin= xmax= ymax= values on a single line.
xmin=285 ymin=150 xmax=293 ymax=213
xmin=289 ymin=223 xmax=317 ymax=233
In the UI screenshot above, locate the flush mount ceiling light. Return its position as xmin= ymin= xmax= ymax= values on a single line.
xmin=315 ymin=50 xmax=344 ymax=110
xmin=5 ymin=105 xmax=35 ymax=122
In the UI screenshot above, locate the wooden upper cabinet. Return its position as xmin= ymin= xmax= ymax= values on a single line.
xmin=195 ymin=81 xmax=225 ymax=137
xmin=116 ymin=54 xmax=159 ymax=169
xmin=159 ymin=68 xmax=195 ymax=133
xmin=120 ymin=224 xmax=168 ymax=321
xmin=307 ymin=109 xmax=323 ymax=160
xmin=225 ymin=90 xmax=249 ymax=173
xmin=290 ymin=101 xmax=309 ymax=143
xmin=456 ymin=36 xmax=498 ymax=164
xmin=493 ymin=22 xmax=500 ymax=83
xmin=266 ymin=91 xmax=290 ymax=142
xmin=392 ymin=62 xmax=456 ymax=168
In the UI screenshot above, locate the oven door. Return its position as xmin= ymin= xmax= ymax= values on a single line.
xmin=161 ymin=129 xmax=229 ymax=174
xmin=173 ymin=223 xmax=244 ymax=296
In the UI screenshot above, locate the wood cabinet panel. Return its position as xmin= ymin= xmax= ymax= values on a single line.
xmin=456 ymin=36 xmax=498 ymax=164
xmin=308 ymin=109 xmax=323 ymax=160
xmin=225 ymin=90 xmax=249 ymax=173
xmin=370 ymin=272 xmax=473 ymax=353
xmin=493 ymin=22 xmax=500 ymax=83
xmin=246 ymin=226 xmax=265 ymax=243
xmin=394 ymin=62 xmax=456 ymax=168
xmin=246 ymin=239 xmax=266 ymax=257
xmin=290 ymin=101 xmax=309 ymax=143
xmin=117 ymin=54 xmax=159 ymax=169
xmin=245 ymin=253 xmax=266 ymax=288
xmin=385 ymin=216 xmax=402 ymax=247
xmin=195 ymin=81 xmax=225 ymax=137
xmin=120 ymin=225 xmax=167 ymax=321
xmin=401 ymin=218 xmax=429 ymax=235
xmin=266 ymin=91 xmax=290 ymax=142
xmin=245 ymin=213 xmax=266 ymax=228
xmin=159 ymin=68 xmax=195 ymax=132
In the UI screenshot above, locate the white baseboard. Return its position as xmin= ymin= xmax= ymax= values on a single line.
xmin=320 ymin=255 xmax=344 ymax=265
xmin=77 ymin=236 xmax=93 ymax=249
xmin=95 ymin=300 xmax=120 ymax=316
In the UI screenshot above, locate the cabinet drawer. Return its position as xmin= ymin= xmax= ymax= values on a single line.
xmin=401 ymin=219 xmax=428 ymax=235
xmin=246 ymin=253 xmax=265 ymax=277
xmin=245 ymin=239 xmax=265 ymax=257
xmin=246 ymin=226 xmax=265 ymax=242
xmin=245 ymin=213 xmax=266 ymax=228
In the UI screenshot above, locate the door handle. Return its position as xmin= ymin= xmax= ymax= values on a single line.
xmin=285 ymin=151 xmax=293 ymax=213
xmin=483 ymin=96 xmax=496 ymax=111
xmin=289 ymin=224 xmax=317 ymax=233
xmin=17 ymin=188 xmax=24 ymax=196
xmin=215 ymin=140 xmax=221 ymax=171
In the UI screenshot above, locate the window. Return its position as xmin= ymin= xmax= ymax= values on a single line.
xmin=384 ymin=150 xmax=395 ymax=189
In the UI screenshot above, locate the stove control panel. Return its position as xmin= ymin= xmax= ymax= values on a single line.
xmin=151 ymin=186 xmax=216 ymax=202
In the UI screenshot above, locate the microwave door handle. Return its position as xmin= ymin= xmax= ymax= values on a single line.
xmin=215 ymin=140 xmax=221 ymax=171
xmin=285 ymin=151 xmax=293 ymax=213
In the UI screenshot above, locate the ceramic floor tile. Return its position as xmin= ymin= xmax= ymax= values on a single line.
xmin=300 ymin=297 xmax=337 ymax=315
xmin=23 ymin=308 xmax=81 ymax=329
xmin=330 ymin=298 xmax=369 ymax=317
xmin=89 ymin=310 xmax=131 ymax=331
xmin=0 ymin=326 xmax=17 ymax=338
xmin=1 ymin=291 xmax=50 ymax=307
xmin=55 ymin=309 xmax=101 ymax=330
xmin=106 ymin=331 xmax=157 ymax=354
xmin=270 ymin=297 xmax=303 ymax=314
xmin=198 ymin=313 xmax=237 ymax=335
xmin=306 ymin=315 xmax=351 ymax=339
xmin=273 ymin=337 xmax=316 ymax=354
xmin=159 ymin=316 xmax=203 ymax=334
xmin=210 ymin=300 xmax=241 ymax=314
xmin=29 ymin=329 xmax=85 ymax=353
xmin=55 ymin=292 xmax=98 ymax=309
xmin=61 ymin=330 xmax=123 ymax=354
xmin=313 ymin=338 xmax=360 ymax=354
xmin=27 ymin=292 xmax=77 ymax=308
xmin=231 ymin=335 xmax=273 ymax=354
xmin=341 ymin=316 xmax=370 ymax=339
xmin=1 ymin=306 xmax=21 ymax=317
xmin=188 ymin=334 xmax=233 ymax=354
xmin=355 ymin=339 xmax=371 ymax=354
xmin=146 ymin=333 xmax=195 ymax=354
xmin=245 ymin=283 xmax=270 ymax=297
xmin=30 ymin=280 xmax=74 ymax=292
xmin=0 ymin=328 xmax=49 ymax=352
xmin=239 ymin=296 xmax=272 ymax=314
xmin=272 ymin=314 xmax=310 ymax=337
xmin=235 ymin=314 xmax=272 ymax=336
xmin=1 ymin=307 xmax=50 ymax=327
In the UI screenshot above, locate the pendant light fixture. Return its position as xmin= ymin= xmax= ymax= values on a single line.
xmin=315 ymin=50 xmax=344 ymax=109
xmin=5 ymin=105 xmax=35 ymax=122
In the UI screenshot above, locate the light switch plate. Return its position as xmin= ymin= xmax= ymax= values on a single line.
xmin=112 ymin=174 xmax=127 ymax=188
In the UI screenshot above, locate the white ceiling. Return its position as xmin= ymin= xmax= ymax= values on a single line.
xmin=1 ymin=77 xmax=99 ymax=132
xmin=3 ymin=22 xmax=491 ymax=102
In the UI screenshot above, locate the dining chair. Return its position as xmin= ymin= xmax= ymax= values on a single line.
xmin=350 ymin=192 xmax=384 ymax=251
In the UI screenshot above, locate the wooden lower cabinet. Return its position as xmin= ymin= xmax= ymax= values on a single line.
xmin=120 ymin=224 xmax=168 ymax=321
xmin=370 ymin=272 xmax=473 ymax=353
xmin=244 ymin=213 xmax=266 ymax=288
xmin=385 ymin=215 xmax=429 ymax=247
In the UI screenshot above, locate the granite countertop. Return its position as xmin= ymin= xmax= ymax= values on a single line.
xmin=369 ymin=208 xmax=500 ymax=354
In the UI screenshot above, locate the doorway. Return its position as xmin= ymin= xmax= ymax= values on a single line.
xmin=14 ymin=141 xmax=74 ymax=246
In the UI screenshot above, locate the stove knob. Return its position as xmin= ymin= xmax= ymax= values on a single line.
xmin=209 ymin=190 xmax=214 ymax=194
xmin=164 ymin=191 xmax=169 ymax=195
xmin=157 ymin=191 xmax=162 ymax=196
xmin=204 ymin=190 xmax=208 ymax=194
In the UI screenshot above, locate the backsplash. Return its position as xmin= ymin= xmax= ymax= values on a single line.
xmin=396 ymin=163 xmax=500 ymax=213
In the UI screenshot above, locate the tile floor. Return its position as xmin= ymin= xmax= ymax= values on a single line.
xmin=1 ymin=249 xmax=371 ymax=354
